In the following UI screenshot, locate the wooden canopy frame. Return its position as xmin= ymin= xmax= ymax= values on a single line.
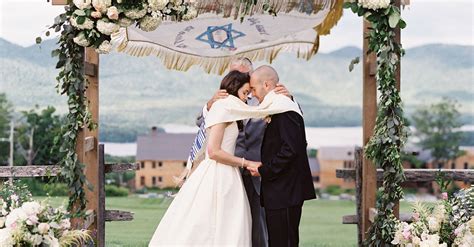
xmin=45 ymin=0 xmax=399 ymax=245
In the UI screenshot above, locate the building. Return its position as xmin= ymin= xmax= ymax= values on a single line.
xmin=318 ymin=146 xmax=356 ymax=190
xmin=308 ymin=157 xmax=321 ymax=189
xmin=135 ymin=127 xmax=195 ymax=189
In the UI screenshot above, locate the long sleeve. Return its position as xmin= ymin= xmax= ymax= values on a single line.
xmin=259 ymin=112 xmax=302 ymax=181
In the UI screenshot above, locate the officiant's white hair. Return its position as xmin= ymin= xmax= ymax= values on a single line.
xmin=229 ymin=57 xmax=253 ymax=73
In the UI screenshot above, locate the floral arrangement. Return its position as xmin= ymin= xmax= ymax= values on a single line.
xmin=0 ymin=181 xmax=92 ymax=246
xmin=67 ymin=0 xmax=198 ymax=54
xmin=392 ymin=186 xmax=474 ymax=246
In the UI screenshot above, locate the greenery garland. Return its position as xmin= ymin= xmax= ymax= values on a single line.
xmin=344 ymin=0 xmax=408 ymax=245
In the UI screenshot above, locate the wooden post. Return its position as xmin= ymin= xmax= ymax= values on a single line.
xmin=76 ymin=47 xmax=100 ymax=243
xmin=98 ymin=145 xmax=106 ymax=247
xmin=354 ymin=147 xmax=363 ymax=246
xmin=361 ymin=19 xmax=378 ymax=241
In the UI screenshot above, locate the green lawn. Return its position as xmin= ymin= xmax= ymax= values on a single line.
xmin=37 ymin=196 xmax=414 ymax=247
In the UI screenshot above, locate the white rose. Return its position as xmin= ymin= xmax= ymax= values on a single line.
xmin=38 ymin=222 xmax=50 ymax=234
xmin=73 ymin=32 xmax=91 ymax=47
xmin=106 ymin=6 xmax=119 ymax=20
xmin=92 ymin=0 xmax=112 ymax=13
xmin=139 ymin=15 xmax=162 ymax=32
xmin=0 ymin=228 xmax=13 ymax=247
xmin=30 ymin=234 xmax=43 ymax=245
xmin=95 ymin=40 xmax=112 ymax=54
xmin=427 ymin=216 xmax=440 ymax=232
xmin=359 ymin=0 xmax=390 ymax=10
xmin=124 ymin=6 xmax=148 ymax=20
xmin=118 ymin=17 xmax=133 ymax=27
xmin=182 ymin=6 xmax=198 ymax=21
xmin=148 ymin=0 xmax=169 ymax=11
xmin=73 ymin=0 xmax=92 ymax=10
xmin=97 ymin=19 xmax=120 ymax=35
xmin=70 ymin=16 xmax=95 ymax=30
xmin=91 ymin=11 xmax=102 ymax=19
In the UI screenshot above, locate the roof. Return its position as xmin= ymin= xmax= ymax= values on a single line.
xmin=136 ymin=132 xmax=195 ymax=161
xmin=317 ymin=146 xmax=356 ymax=161
xmin=308 ymin=157 xmax=320 ymax=173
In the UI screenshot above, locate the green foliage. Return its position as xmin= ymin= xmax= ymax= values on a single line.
xmin=14 ymin=106 xmax=64 ymax=165
xmin=325 ymin=185 xmax=342 ymax=196
xmin=345 ymin=1 xmax=408 ymax=245
xmin=105 ymin=185 xmax=129 ymax=197
xmin=0 ymin=180 xmax=33 ymax=212
xmin=412 ymin=98 xmax=465 ymax=166
xmin=0 ymin=93 xmax=12 ymax=164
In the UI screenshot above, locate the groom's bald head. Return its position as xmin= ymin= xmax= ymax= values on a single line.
xmin=249 ymin=65 xmax=280 ymax=102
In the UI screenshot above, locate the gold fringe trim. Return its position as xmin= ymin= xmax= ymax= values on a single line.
xmin=112 ymin=28 xmax=321 ymax=75
xmin=314 ymin=0 xmax=344 ymax=35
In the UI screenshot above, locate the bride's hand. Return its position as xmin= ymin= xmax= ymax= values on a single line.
xmin=245 ymin=160 xmax=262 ymax=169
xmin=207 ymin=89 xmax=229 ymax=110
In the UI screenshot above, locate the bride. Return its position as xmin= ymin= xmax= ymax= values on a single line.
xmin=148 ymin=70 xmax=301 ymax=246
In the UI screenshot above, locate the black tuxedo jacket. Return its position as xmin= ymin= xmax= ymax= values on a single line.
xmin=258 ymin=111 xmax=316 ymax=210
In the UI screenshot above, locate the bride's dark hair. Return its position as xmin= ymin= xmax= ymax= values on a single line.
xmin=219 ymin=70 xmax=250 ymax=131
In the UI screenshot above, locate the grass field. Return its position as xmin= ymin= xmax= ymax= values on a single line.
xmin=37 ymin=196 xmax=414 ymax=247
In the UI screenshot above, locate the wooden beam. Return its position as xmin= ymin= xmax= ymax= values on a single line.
xmin=105 ymin=163 xmax=139 ymax=173
xmin=105 ymin=210 xmax=134 ymax=221
xmin=354 ymin=147 xmax=363 ymax=246
xmin=0 ymin=165 xmax=60 ymax=177
xmin=336 ymin=168 xmax=474 ymax=182
xmin=51 ymin=0 xmax=68 ymax=5
xmin=344 ymin=212 xmax=413 ymax=224
xmin=98 ymin=145 xmax=106 ymax=247
xmin=84 ymin=62 xmax=98 ymax=77
xmin=362 ymin=18 xmax=378 ymax=241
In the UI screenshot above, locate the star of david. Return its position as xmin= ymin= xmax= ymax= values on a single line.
xmin=196 ymin=23 xmax=245 ymax=49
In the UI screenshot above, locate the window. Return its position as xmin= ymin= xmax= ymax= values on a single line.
xmin=438 ymin=163 xmax=443 ymax=169
xmin=313 ymin=176 xmax=320 ymax=182
xmin=140 ymin=162 xmax=145 ymax=169
xmin=451 ymin=163 xmax=456 ymax=169
xmin=152 ymin=161 xmax=156 ymax=169
xmin=183 ymin=162 xmax=187 ymax=167
xmin=152 ymin=176 xmax=157 ymax=186
xmin=140 ymin=176 xmax=145 ymax=186
xmin=465 ymin=162 xmax=469 ymax=169
xmin=159 ymin=162 xmax=163 ymax=167
xmin=158 ymin=176 xmax=163 ymax=182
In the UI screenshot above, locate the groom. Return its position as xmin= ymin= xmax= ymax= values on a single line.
xmin=247 ymin=65 xmax=316 ymax=247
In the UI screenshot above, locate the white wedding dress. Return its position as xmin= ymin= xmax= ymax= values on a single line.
xmin=148 ymin=92 xmax=302 ymax=247
xmin=148 ymin=121 xmax=252 ymax=246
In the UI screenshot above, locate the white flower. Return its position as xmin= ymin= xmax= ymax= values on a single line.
xmin=70 ymin=16 xmax=95 ymax=30
xmin=118 ymin=17 xmax=133 ymax=27
xmin=0 ymin=228 xmax=13 ymax=247
xmin=92 ymin=0 xmax=111 ymax=13
xmin=182 ymin=6 xmax=198 ymax=21
xmin=29 ymin=234 xmax=43 ymax=245
xmin=148 ymin=0 xmax=169 ymax=11
xmin=139 ymin=16 xmax=162 ymax=32
xmin=91 ymin=11 xmax=102 ymax=19
xmin=73 ymin=32 xmax=91 ymax=47
xmin=95 ymin=40 xmax=112 ymax=54
xmin=38 ymin=222 xmax=50 ymax=234
xmin=359 ymin=0 xmax=390 ymax=10
xmin=124 ymin=6 xmax=148 ymax=20
xmin=73 ymin=0 xmax=92 ymax=10
xmin=96 ymin=19 xmax=120 ymax=35
xmin=43 ymin=235 xmax=60 ymax=247
xmin=427 ymin=216 xmax=440 ymax=232
xmin=60 ymin=219 xmax=71 ymax=229
xmin=107 ymin=6 xmax=119 ymax=20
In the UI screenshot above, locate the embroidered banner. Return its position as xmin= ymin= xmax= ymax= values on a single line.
xmin=112 ymin=0 xmax=343 ymax=74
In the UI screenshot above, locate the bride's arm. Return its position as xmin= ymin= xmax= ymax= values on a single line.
xmin=207 ymin=123 xmax=260 ymax=168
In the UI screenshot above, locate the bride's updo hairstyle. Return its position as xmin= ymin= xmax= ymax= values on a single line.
xmin=219 ymin=70 xmax=250 ymax=97
xmin=219 ymin=70 xmax=250 ymax=131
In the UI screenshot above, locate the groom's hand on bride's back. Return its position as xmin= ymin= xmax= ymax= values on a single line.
xmin=274 ymin=83 xmax=293 ymax=100
xmin=207 ymin=89 xmax=229 ymax=110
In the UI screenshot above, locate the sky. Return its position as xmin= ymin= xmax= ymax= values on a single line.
xmin=0 ymin=0 xmax=473 ymax=52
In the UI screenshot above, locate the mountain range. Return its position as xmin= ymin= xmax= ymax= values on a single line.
xmin=1 ymin=38 xmax=473 ymax=141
